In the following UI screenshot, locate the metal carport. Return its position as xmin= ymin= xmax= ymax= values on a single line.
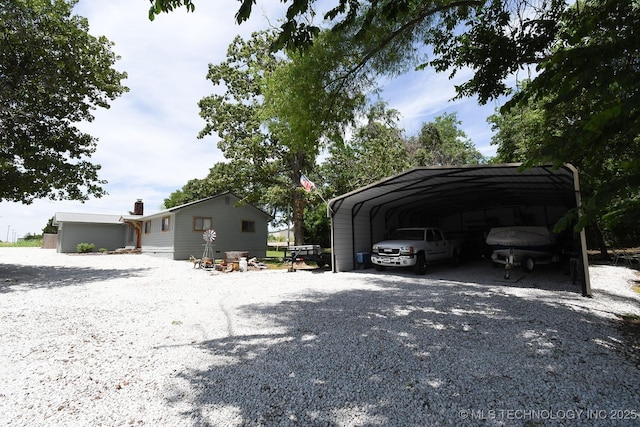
xmin=327 ymin=163 xmax=591 ymax=296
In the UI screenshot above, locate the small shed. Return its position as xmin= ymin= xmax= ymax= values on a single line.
xmin=124 ymin=192 xmax=273 ymax=260
xmin=53 ymin=213 xmax=125 ymax=253
xmin=328 ymin=164 xmax=591 ymax=296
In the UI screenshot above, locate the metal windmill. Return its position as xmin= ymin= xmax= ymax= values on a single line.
xmin=201 ymin=229 xmax=217 ymax=267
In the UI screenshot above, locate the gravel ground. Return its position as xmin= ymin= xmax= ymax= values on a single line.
xmin=1 ymin=247 xmax=639 ymax=427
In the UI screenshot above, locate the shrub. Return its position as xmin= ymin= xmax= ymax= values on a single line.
xmin=77 ymin=242 xmax=95 ymax=253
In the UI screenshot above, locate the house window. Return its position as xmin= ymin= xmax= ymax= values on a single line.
xmin=241 ymin=220 xmax=255 ymax=233
xmin=161 ymin=216 xmax=170 ymax=232
xmin=144 ymin=221 xmax=151 ymax=234
xmin=193 ymin=217 xmax=213 ymax=231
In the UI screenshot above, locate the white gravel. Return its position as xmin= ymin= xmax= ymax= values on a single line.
xmin=1 ymin=247 xmax=639 ymax=426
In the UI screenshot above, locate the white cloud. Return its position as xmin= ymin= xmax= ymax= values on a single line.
xmin=1 ymin=0 xmax=285 ymax=239
xmin=0 ymin=0 xmax=501 ymax=240
xmin=376 ymin=68 xmax=503 ymax=154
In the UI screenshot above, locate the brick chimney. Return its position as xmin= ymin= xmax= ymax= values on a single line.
xmin=134 ymin=199 xmax=144 ymax=215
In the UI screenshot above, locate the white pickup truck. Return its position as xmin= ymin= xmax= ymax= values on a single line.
xmin=371 ymin=227 xmax=462 ymax=275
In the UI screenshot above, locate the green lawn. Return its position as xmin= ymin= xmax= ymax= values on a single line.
xmin=0 ymin=239 xmax=42 ymax=248
xmin=267 ymin=249 xmax=287 ymax=258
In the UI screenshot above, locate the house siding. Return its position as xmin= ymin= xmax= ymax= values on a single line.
xmin=53 ymin=193 xmax=271 ymax=260
xmin=172 ymin=195 xmax=269 ymax=260
xmin=139 ymin=213 xmax=175 ymax=258
xmin=57 ymin=222 xmax=126 ymax=253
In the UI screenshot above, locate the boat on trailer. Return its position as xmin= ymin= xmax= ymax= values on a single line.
xmin=486 ymin=226 xmax=559 ymax=274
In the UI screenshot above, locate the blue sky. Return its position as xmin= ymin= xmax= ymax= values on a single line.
xmin=0 ymin=0 xmax=504 ymax=240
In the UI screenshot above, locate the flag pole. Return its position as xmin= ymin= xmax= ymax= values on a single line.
xmin=299 ymin=171 xmax=332 ymax=212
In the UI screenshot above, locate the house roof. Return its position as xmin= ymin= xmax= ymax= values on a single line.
xmin=54 ymin=212 xmax=123 ymax=225
xmin=124 ymin=192 xmax=274 ymax=221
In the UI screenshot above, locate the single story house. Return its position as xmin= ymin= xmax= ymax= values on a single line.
xmin=121 ymin=193 xmax=272 ymax=260
xmin=54 ymin=192 xmax=272 ymax=260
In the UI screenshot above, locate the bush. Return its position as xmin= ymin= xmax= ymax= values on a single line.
xmin=601 ymin=199 xmax=640 ymax=248
xmin=77 ymin=243 xmax=95 ymax=253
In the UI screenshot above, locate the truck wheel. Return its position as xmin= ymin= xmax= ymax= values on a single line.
xmin=523 ymin=257 xmax=535 ymax=272
xmin=414 ymin=254 xmax=427 ymax=275
xmin=316 ymin=260 xmax=325 ymax=268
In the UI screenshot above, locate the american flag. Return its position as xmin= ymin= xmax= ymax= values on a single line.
xmin=300 ymin=174 xmax=316 ymax=192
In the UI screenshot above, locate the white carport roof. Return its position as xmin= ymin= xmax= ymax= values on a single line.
xmin=327 ymin=163 xmax=591 ymax=296
xmin=328 ymin=164 xmax=578 ymax=220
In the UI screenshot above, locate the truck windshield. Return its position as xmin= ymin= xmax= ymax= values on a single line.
xmin=393 ymin=229 xmax=425 ymax=240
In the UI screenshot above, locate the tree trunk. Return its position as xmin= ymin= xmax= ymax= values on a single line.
xmin=592 ymin=222 xmax=608 ymax=261
xmin=292 ymin=156 xmax=306 ymax=246
xmin=293 ymin=188 xmax=305 ymax=245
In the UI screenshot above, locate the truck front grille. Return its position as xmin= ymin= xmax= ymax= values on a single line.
xmin=376 ymin=247 xmax=400 ymax=256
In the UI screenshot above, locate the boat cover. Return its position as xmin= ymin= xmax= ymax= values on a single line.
xmin=486 ymin=226 xmax=555 ymax=247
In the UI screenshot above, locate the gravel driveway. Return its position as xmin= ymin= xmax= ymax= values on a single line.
xmin=1 ymin=247 xmax=639 ymax=426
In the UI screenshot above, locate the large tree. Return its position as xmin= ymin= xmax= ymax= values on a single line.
xmin=323 ymin=107 xmax=485 ymax=195
xmin=195 ymin=31 xmax=285 ymax=215
xmin=147 ymin=0 xmax=563 ymax=100
xmin=1 ymin=0 xmax=128 ymax=203
xmin=260 ymin=30 xmax=367 ymax=243
xmin=406 ymin=112 xmax=486 ymax=166
xmin=489 ymin=0 xmax=639 ymax=236
xmin=487 ymin=82 xmax=547 ymax=164
xmin=320 ymin=101 xmax=409 ymax=197
xmin=196 ymin=30 xmax=366 ymax=244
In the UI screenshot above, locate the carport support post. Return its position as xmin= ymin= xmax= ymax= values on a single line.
xmin=578 ymin=228 xmax=591 ymax=297
xmin=570 ymin=164 xmax=591 ymax=297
